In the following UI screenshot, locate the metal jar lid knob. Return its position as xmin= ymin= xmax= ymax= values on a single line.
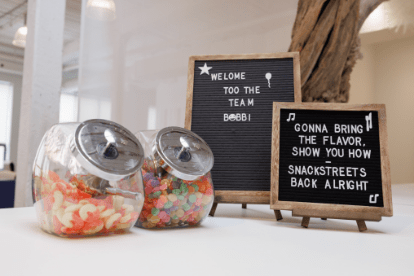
xmin=152 ymin=126 xmax=214 ymax=181
xmin=174 ymin=135 xmax=201 ymax=162
xmin=72 ymin=119 xmax=145 ymax=181
xmin=96 ymin=129 xmax=119 ymax=159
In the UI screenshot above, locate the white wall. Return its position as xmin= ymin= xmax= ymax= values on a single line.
xmin=372 ymin=35 xmax=414 ymax=184
xmin=0 ymin=72 xmax=22 ymax=165
xmin=78 ymin=0 xmax=298 ymax=134
xmin=350 ymin=33 xmax=414 ymax=184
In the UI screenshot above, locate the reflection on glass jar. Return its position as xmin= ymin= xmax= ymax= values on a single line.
xmin=135 ymin=127 xmax=214 ymax=229
xmin=32 ymin=120 xmax=145 ymax=237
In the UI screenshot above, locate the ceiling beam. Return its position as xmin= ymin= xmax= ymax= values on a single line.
xmin=0 ymin=52 xmax=24 ymax=63
xmin=0 ymin=0 xmax=28 ymax=22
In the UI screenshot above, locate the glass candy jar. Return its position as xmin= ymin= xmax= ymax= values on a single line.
xmin=135 ymin=127 xmax=214 ymax=229
xmin=32 ymin=119 xmax=145 ymax=237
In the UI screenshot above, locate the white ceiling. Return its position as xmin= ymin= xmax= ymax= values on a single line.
xmin=0 ymin=0 xmax=27 ymax=59
xmin=0 ymin=0 xmax=81 ymax=61
xmin=1 ymin=0 xmax=413 ymax=63
xmin=0 ymin=0 xmax=298 ymax=61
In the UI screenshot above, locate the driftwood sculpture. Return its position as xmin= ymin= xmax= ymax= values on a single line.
xmin=289 ymin=0 xmax=387 ymax=102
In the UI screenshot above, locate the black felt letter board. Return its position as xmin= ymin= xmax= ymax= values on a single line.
xmin=189 ymin=57 xmax=297 ymax=192
xmin=278 ymin=108 xmax=383 ymax=207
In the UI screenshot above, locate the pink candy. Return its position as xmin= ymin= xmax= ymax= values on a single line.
xmin=158 ymin=211 xmax=170 ymax=223
xmin=145 ymin=187 xmax=153 ymax=194
xmin=156 ymin=199 xmax=164 ymax=208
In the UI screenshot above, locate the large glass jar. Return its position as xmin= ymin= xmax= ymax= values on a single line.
xmin=33 ymin=120 xmax=145 ymax=237
xmin=135 ymin=127 xmax=214 ymax=229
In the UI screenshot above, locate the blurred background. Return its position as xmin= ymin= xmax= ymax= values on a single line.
xmin=0 ymin=0 xmax=413 ymax=207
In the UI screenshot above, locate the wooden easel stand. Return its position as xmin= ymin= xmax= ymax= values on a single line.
xmin=301 ymin=217 xmax=367 ymax=232
xmin=209 ymin=203 xmax=282 ymax=221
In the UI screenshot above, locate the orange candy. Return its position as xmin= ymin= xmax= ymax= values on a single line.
xmin=84 ymin=209 xmax=100 ymax=223
xmin=36 ymin=171 xmax=140 ymax=236
xmin=48 ymin=171 xmax=61 ymax=182
xmin=160 ymin=195 xmax=168 ymax=203
xmin=83 ymin=219 xmax=102 ymax=231
xmin=62 ymin=211 xmax=85 ymax=234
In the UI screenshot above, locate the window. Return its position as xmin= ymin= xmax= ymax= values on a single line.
xmin=0 ymin=81 xmax=13 ymax=166
xmin=59 ymin=90 xmax=79 ymax=123
xmin=79 ymin=96 xmax=111 ymax=121
xmin=147 ymin=106 xmax=157 ymax=129
xmin=59 ymin=89 xmax=112 ymax=123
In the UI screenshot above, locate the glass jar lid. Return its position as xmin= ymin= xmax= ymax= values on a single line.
xmin=153 ymin=126 xmax=214 ymax=180
xmin=73 ymin=119 xmax=144 ymax=181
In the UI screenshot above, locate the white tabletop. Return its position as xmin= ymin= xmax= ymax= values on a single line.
xmin=1 ymin=184 xmax=414 ymax=276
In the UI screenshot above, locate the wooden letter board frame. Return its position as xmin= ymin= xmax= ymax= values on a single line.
xmin=271 ymin=103 xmax=393 ymax=231
xmin=185 ymin=53 xmax=301 ymax=216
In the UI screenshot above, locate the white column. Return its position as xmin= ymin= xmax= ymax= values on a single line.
xmin=15 ymin=0 xmax=67 ymax=207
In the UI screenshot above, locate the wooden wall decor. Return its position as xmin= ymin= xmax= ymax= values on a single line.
xmin=185 ymin=53 xmax=301 ymax=217
xmin=271 ymin=103 xmax=392 ymax=231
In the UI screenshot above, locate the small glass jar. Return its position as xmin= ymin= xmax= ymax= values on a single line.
xmin=32 ymin=119 xmax=145 ymax=237
xmin=135 ymin=127 xmax=214 ymax=229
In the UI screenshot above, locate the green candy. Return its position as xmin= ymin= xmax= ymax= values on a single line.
xmin=188 ymin=194 xmax=197 ymax=203
xmin=182 ymin=203 xmax=190 ymax=211
xmin=172 ymin=215 xmax=178 ymax=220
xmin=151 ymin=208 xmax=159 ymax=216
xmin=177 ymin=195 xmax=185 ymax=201
xmin=192 ymin=185 xmax=199 ymax=192
xmin=180 ymin=183 xmax=186 ymax=191
xmin=182 ymin=187 xmax=189 ymax=195
xmin=153 ymin=191 xmax=162 ymax=197
xmin=164 ymin=201 xmax=173 ymax=209
xmin=172 ymin=189 xmax=181 ymax=195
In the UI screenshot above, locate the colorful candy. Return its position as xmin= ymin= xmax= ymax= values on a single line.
xmin=34 ymin=171 xmax=141 ymax=237
xmin=136 ymin=159 xmax=214 ymax=229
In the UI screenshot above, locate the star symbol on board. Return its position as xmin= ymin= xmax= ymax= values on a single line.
xmin=199 ymin=63 xmax=212 ymax=75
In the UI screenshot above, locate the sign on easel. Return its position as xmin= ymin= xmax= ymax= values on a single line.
xmin=185 ymin=53 xmax=301 ymax=217
xmin=271 ymin=103 xmax=392 ymax=231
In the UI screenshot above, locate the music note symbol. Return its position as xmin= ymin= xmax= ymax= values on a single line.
xmin=369 ymin=194 xmax=379 ymax=204
xmin=365 ymin=112 xmax=372 ymax=132
xmin=287 ymin=113 xmax=295 ymax=122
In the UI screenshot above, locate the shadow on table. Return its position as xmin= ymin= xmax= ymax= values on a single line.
xmin=271 ymin=215 xmax=387 ymax=234
xmin=211 ymin=204 xmax=277 ymax=220
xmin=208 ymin=204 xmax=410 ymax=234
xmin=23 ymin=221 xmax=139 ymax=240
xmin=23 ymin=207 xmax=414 ymax=235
